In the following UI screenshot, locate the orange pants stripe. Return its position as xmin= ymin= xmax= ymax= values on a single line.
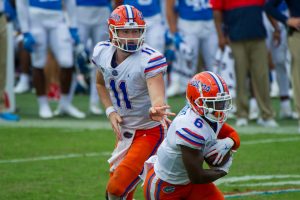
xmin=144 ymin=168 xmax=225 ymax=200
xmin=107 ymin=125 xmax=165 ymax=199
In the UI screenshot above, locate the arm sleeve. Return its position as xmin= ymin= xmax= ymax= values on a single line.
xmin=64 ymin=0 xmax=77 ymax=28
xmin=264 ymin=0 xmax=288 ymax=24
xmin=175 ymin=127 xmax=206 ymax=150
xmin=144 ymin=52 xmax=168 ymax=79
xmin=16 ymin=0 xmax=30 ymax=33
xmin=218 ymin=123 xmax=240 ymax=150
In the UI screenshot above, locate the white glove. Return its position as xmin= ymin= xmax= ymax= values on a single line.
xmin=213 ymin=156 xmax=233 ymax=174
xmin=205 ymin=137 xmax=234 ymax=165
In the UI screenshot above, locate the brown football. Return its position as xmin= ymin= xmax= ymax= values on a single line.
xmin=204 ymin=151 xmax=231 ymax=167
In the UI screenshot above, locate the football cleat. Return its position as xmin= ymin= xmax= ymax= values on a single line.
xmin=90 ymin=103 xmax=104 ymax=115
xmin=39 ymin=104 xmax=53 ymax=119
xmin=167 ymin=81 xmax=185 ymax=97
xmin=235 ymin=118 xmax=248 ymax=127
xmin=0 ymin=112 xmax=20 ymax=121
xmin=14 ymin=75 xmax=30 ymax=94
xmin=54 ymin=104 xmax=86 ymax=119
xmin=257 ymin=118 xmax=278 ymax=128
xmin=249 ymin=98 xmax=259 ymax=120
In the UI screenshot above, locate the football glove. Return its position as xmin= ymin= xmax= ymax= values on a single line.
xmin=213 ymin=156 xmax=233 ymax=174
xmin=205 ymin=137 xmax=234 ymax=165
xmin=69 ymin=28 xmax=80 ymax=45
xmin=23 ymin=32 xmax=36 ymax=53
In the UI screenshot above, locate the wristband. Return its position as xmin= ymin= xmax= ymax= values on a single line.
xmin=106 ymin=106 xmax=116 ymax=118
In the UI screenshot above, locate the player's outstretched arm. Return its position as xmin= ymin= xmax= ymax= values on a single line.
xmin=146 ymin=73 xmax=176 ymax=127
xmin=96 ymin=70 xmax=122 ymax=140
xmin=181 ymin=145 xmax=227 ymax=184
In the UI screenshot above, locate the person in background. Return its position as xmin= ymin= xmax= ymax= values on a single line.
xmin=68 ymin=0 xmax=112 ymax=115
xmin=166 ymin=0 xmax=218 ymax=97
xmin=265 ymin=0 xmax=300 ymax=133
xmin=0 ymin=0 xmax=19 ymax=121
xmin=211 ymin=0 xmax=278 ymax=127
xmin=16 ymin=0 xmax=85 ymax=119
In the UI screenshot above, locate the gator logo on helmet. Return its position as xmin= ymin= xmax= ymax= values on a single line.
xmin=190 ymin=80 xmax=201 ymax=88
xmin=201 ymin=83 xmax=211 ymax=92
xmin=110 ymin=13 xmax=121 ymax=22
xmin=137 ymin=11 xmax=144 ymax=20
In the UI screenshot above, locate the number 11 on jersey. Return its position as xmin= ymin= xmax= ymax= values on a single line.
xmin=110 ymin=79 xmax=132 ymax=109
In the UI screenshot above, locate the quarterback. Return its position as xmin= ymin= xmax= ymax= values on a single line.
xmin=92 ymin=5 xmax=175 ymax=200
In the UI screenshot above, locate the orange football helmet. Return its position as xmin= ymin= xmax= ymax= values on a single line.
xmin=186 ymin=71 xmax=232 ymax=123
xmin=108 ymin=5 xmax=146 ymax=52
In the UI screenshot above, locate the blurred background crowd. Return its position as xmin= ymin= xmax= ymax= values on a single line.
xmin=0 ymin=0 xmax=299 ymax=132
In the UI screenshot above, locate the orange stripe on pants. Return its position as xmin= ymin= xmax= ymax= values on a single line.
xmin=107 ymin=125 xmax=164 ymax=199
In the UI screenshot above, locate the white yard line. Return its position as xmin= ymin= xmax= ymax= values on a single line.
xmin=0 ymin=152 xmax=111 ymax=164
xmin=232 ymin=180 xmax=300 ymax=187
xmin=1 ymin=119 xmax=299 ymax=134
xmin=216 ymin=174 xmax=300 ymax=185
xmin=242 ymin=137 xmax=300 ymax=145
xmin=225 ymin=188 xmax=300 ymax=198
xmin=0 ymin=119 xmax=111 ymax=130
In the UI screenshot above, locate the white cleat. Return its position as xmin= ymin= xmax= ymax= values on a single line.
xmin=14 ymin=80 xmax=30 ymax=94
xmin=279 ymin=109 xmax=293 ymax=119
xmin=270 ymin=81 xmax=279 ymax=98
xmin=54 ymin=104 xmax=86 ymax=119
xmin=249 ymin=98 xmax=260 ymax=120
xmin=257 ymin=118 xmax=278 ymax=128
xmin=236 ymin=118 xmax=248 ymax=127
xmin=39 ymin=104 xmax=53 ymax=119
xmin=167 ymin=82 xmax=185 ymax=97
xmin=90 ymin=103 xmax=104 ymax=115
xmin=279 ymin=100 xmax=293 ymax=119
xmin=292 ymin=112 xmax=299 ymax=120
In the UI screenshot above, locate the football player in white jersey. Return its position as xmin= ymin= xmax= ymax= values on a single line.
xmin=143 ymin=71 xmax=240 ymax=200
xmin=68 ymin=0 xmax=112 ymax=115
xmin=92 ymin=5 xmax=175 ymax=200
xmin=166 ymin=0 xmax=219 ymax=97
xmin=16 ymin=0 xmax=85 ymax=119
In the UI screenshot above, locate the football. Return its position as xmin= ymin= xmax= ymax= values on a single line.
xmin=204 ymin=151 xmax=231 ymax=167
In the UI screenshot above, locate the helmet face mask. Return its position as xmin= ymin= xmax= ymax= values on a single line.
xmin=109 ymin=25 xmax=146 ymax=52
xmin=186 ymin=71 xmax=233 ymax=123
xmin=108 ymin=5 xmax=146 ymax=52
xmin=194 ymin=93 xmax=232 ymax=123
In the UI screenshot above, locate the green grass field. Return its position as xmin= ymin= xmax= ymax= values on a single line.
xmin=0 ymin=93 xmax=300 ymax=199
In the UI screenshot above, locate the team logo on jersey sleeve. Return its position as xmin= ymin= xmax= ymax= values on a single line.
xmin=162 ymin=186 xmax=175 ymax=194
